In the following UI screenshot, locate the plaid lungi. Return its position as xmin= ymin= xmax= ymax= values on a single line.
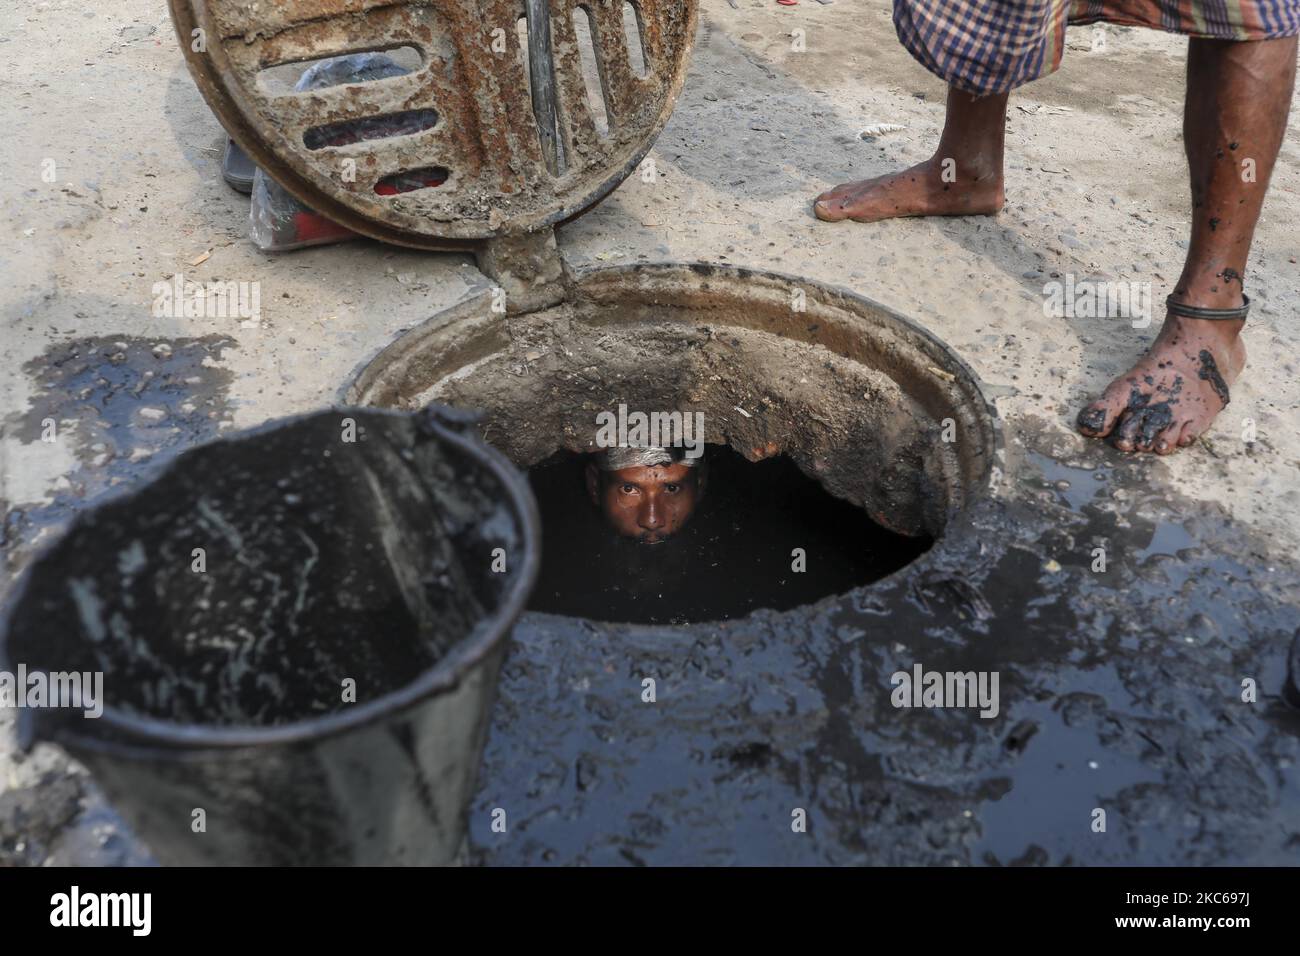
xmin=894 ymin=0 xmax=1300 ymax=95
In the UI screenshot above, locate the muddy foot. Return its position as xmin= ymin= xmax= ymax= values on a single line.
xmin=1075 ymin=313 xmax=1246 ymax=455
xmin=813 ymin=158 xmax=1004 ymax=223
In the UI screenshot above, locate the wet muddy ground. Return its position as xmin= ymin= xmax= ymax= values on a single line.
xmin=4 ymin=344 xmax=1296 ymax=865
xmin=466 ymin=419 xmax=1300 ymax=865
xmin=2 ymin=336 xmax=236 ymax=589
xmin=1 ymin=336 xmax=236 ymax=865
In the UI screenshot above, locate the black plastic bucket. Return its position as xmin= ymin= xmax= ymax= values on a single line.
xmin=0 ymin=405 xmax=540 ymax=865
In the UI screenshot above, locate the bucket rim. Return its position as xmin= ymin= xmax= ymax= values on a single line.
xmin=0 ymin=404 xmax=542 ymax=750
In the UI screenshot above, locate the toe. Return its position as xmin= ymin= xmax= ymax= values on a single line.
xmin=1134 ymin=416 xmax=1162 ymax=452
xmin=813 ymin=196 xmax=849 ymax=222
xmin=1076 ymin=388 xmax=1129 ymax=438
xmin=815 ymin=183 xmax=854 ymax=204
xmin=1133 ymin=407 xmax=1179 ymax=453
xmin=1076 ymin=401 xmax=1114 ymax=437
xmin=1132 ymin=427 xmax=1158 ymax=453
xmin=1151 ymin=418 xmax=1189 ymax=455
xmin=1177 ymin=420 xmax=1201 ymax=447
xmin=1111 ymin=408 xmax=1145 ymax=452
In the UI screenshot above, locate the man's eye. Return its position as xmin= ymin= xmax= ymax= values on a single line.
xmin=665 ymin=484 xmax=680 ymax=493
xmin=620 ymin=484 xmax=636 ymax=494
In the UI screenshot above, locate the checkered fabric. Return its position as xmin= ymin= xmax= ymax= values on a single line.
xmin=894 ymin=0 xmax=1300 ymax=95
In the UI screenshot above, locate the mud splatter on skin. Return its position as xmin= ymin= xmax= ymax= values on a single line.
xmin=1076 ymin=376 xmax=1179 ymax=437
xmin=1112 ymin=377 xmax=1187 ymax=448
xmin=1197 ymin=349 xmax=1231 ymax=408
xmin=1208 ymin=217 xmax=1220 ymax=231
xmin=1129 ymin=402 xmax=1177 ymax=446
xmin=1075 ymin=405 xmax=1107 ymax=433
xmin=1083 ymin=345 xmax=1231 ymax=448
xmin=1219 ymin=268 xmax=1242 ymax=286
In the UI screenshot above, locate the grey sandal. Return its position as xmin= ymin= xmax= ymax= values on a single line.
xmin=221 ymin=138 xmax=256 ymax=195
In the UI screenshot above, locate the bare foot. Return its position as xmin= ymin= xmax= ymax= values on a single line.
xmin=1075 ymin=313 xmax=1246 ymax=455
xmin=813 ymin=158 xmax=1004 ymax=223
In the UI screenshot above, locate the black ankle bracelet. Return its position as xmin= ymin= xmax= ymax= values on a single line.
xmin=1165 ymin=294 xmax=1250 ymax=322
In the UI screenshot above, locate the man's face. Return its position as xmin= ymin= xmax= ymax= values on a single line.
xmin=587 ymin=461 xmax=703 ymax=544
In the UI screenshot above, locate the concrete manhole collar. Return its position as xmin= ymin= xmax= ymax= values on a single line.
xmin=350 ymin=262 xmax=1003 ymax=552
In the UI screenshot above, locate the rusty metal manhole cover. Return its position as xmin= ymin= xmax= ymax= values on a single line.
xmin=170 ymin=0 xmax=698 ymax=249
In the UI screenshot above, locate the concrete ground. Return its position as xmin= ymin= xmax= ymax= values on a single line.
xmin=1 ymin=0 xmax=1298 ymax=864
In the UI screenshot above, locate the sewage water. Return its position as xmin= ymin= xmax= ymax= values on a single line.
xmin=469 ymin=421 xmax=1300 ymax=866
xmin=525 ymin=445 xmax=932 ymax=624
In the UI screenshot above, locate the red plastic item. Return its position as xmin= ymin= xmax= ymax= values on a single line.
xmin=248 ymin=53 xmax=445 ymax=252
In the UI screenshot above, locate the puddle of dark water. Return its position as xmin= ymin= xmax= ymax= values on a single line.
xmin=524 ymin=445 xmax=931 ymax=625
xmin=8 ymin=383 xmax=1298 ymax=865
xmin=3 ymin=335 xmax=236 ymax=584
xmin=465 ymin=419 xmax=1300 ymax=866
xmin=10 ymin=335 xmax=237 ymax=458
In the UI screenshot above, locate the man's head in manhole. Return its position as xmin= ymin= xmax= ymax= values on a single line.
xmin=586 ymin=446 xmax=707 ymax=544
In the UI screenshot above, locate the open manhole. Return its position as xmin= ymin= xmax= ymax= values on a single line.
xmin=171 ymin=1 xmax=1000 ymax=623
xmin=349 ymin=263 xmax=1001 ymax=622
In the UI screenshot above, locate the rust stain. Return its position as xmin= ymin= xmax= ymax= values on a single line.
xmin=172 ymin=0 xmax=697 ymax=247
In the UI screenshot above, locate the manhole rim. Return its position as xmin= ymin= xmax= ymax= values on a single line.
xmin=346 ymin=260 xmax=1006 ymax=627
xmin=348 ymin=259 xmax=1006 ymax=508
xmin=0 ymin=405 xmax=542 ymax=753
